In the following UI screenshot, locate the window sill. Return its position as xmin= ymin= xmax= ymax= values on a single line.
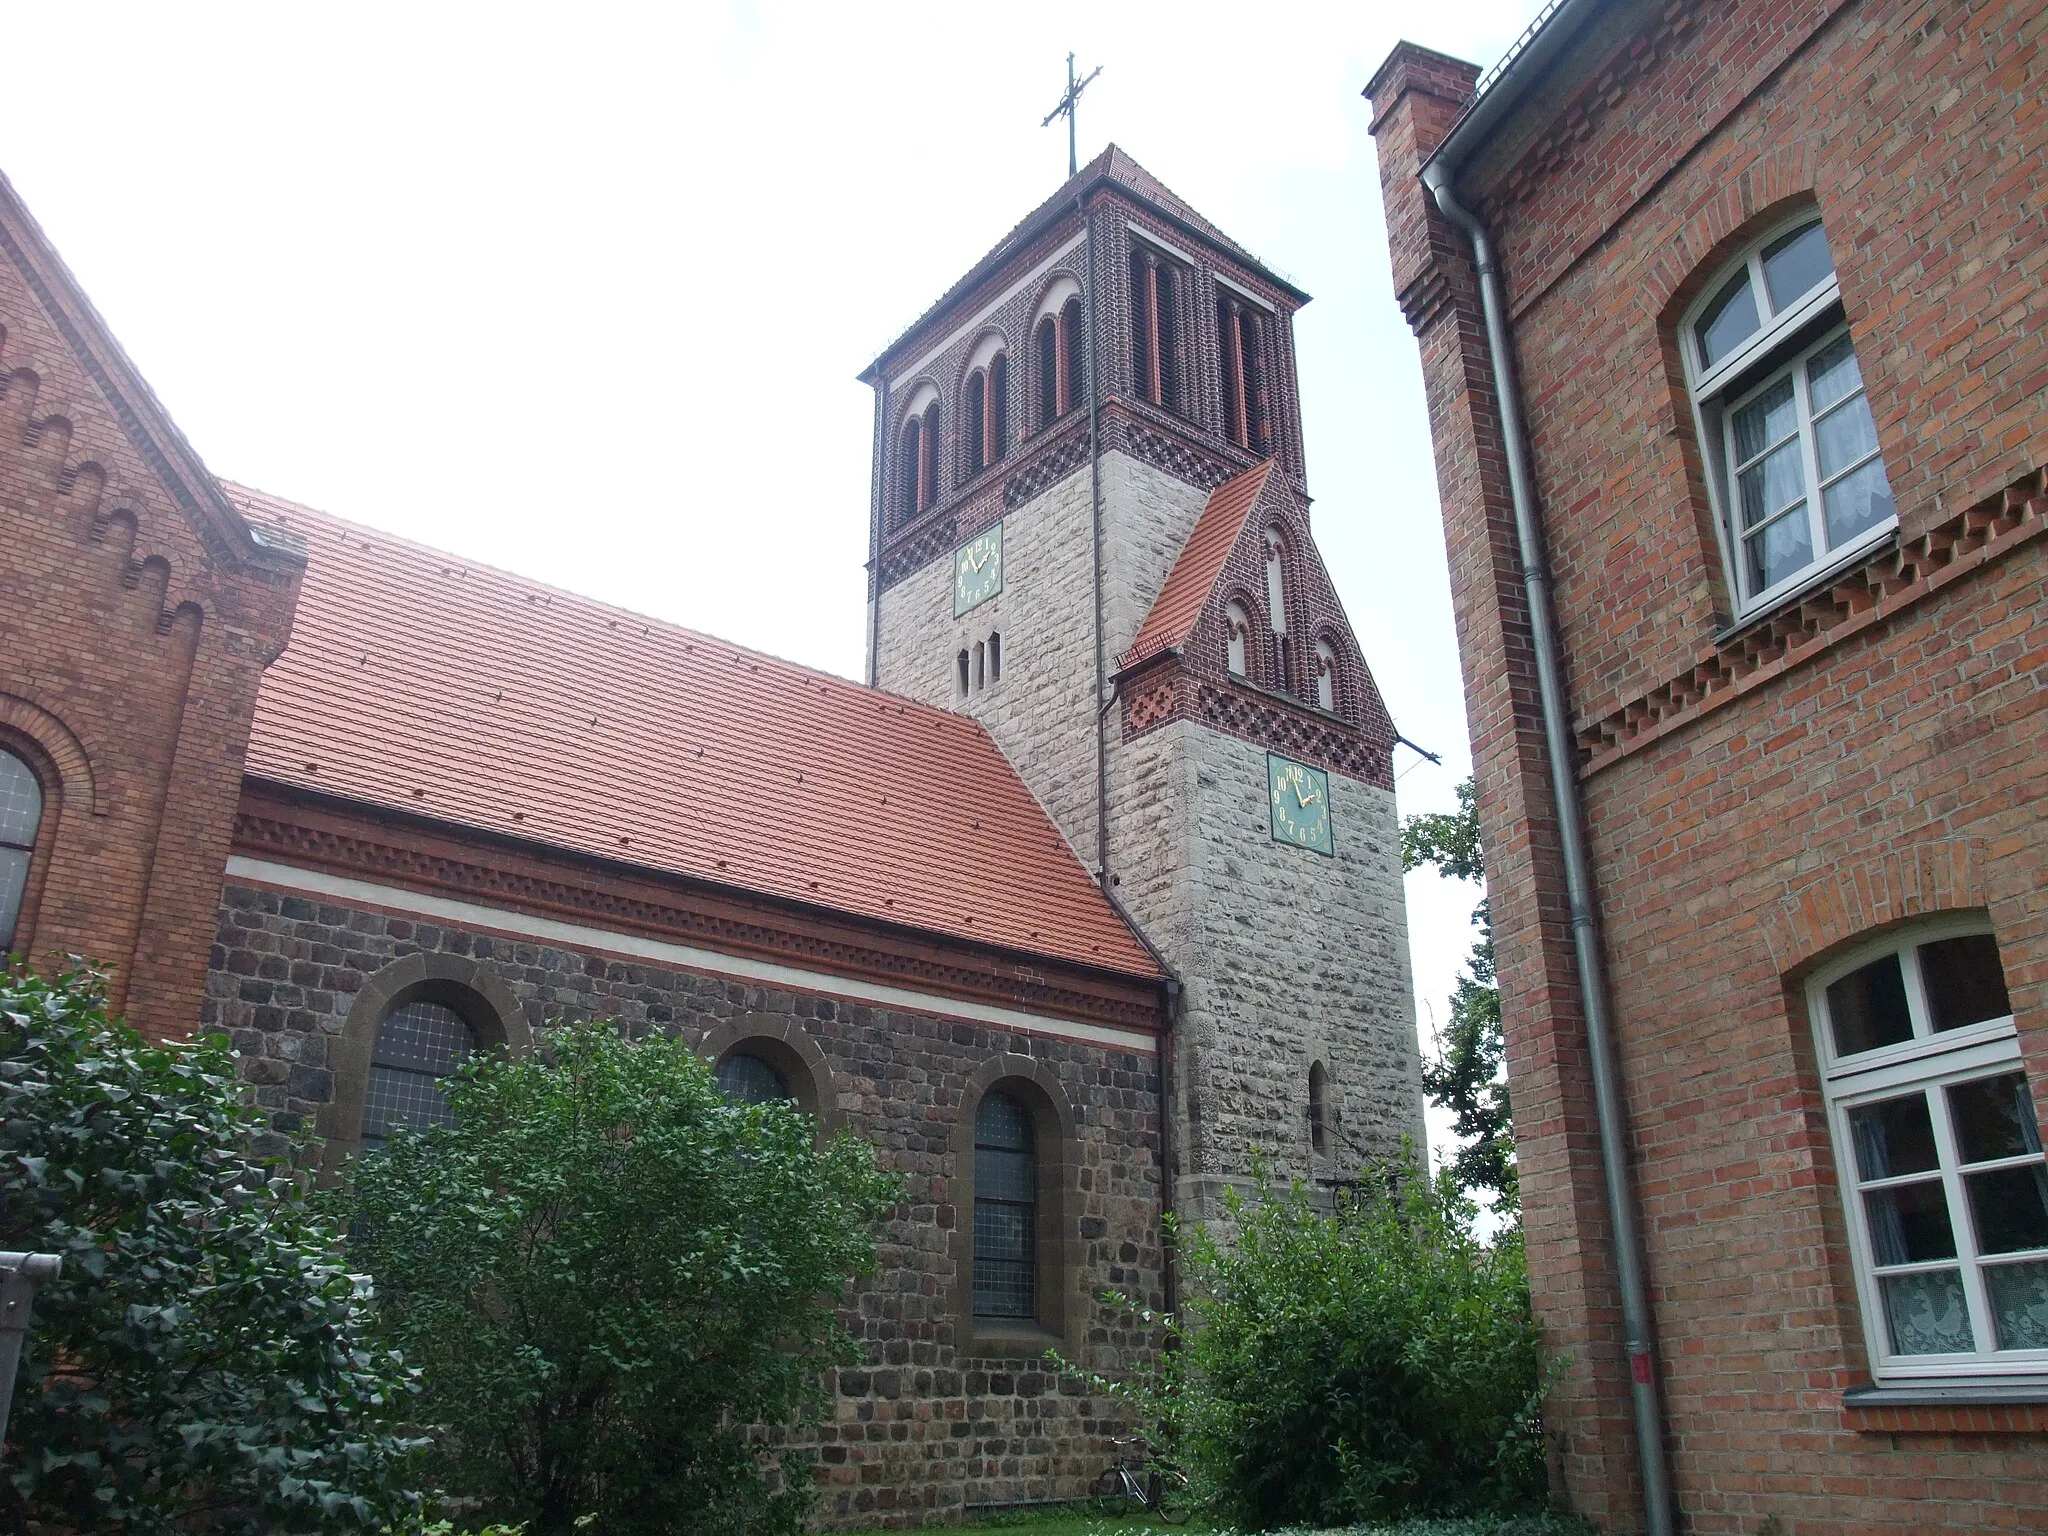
xmin=1842 ymin=1381 xmax=2048 ymax=1435
xmin=960 ymin=1321 xmax=1065 ymax=1362
xmin=1711 ymin=525 xmax=1899 ymax=650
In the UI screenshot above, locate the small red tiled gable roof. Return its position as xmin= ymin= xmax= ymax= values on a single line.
xmin=227 ymin=486 xmax=1159 ymax=981
xmin=1119 ymin=461 xmax=1274 ymax=671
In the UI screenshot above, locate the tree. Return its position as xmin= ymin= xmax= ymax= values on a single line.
xmin=1080 ymin=1163 xmax=1551 ymax=1529
xmin=0 ymin=964 xmax=425 ymax=1535
xmin=1403 ymin=779 xmax=1516 ymax=1207
xmin=337 ymin=1022 xmax=900 ymax=1536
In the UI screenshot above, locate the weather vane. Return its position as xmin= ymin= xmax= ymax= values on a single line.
xmin=1042 ymin=52 xmax=1102 ymax=179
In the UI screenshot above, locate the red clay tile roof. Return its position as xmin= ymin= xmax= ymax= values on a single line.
xmin=1118 ymin=462 xmax=1274 ymax=671
xmin=226 ymin=485 xmax=1160 ymax=981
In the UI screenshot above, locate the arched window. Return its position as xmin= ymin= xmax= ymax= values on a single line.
xmin=989 ymin=352 xmax=1009 ymax=463
xmin=1264 ymin=529 xmax=1289 ymax=636
xmin=0 ymin=748 xmax=43 ymax=954
xmin=957 ymin=648 xmax=971 ymax=697
xmin=964 ymin=368 xmax=988 ymax=478
xmin=973 ymin=1090 xmax=1037 ymax=1320
xmin=921 ymin=399 xmax=941 ymax=509
xmin=362 ymin=997 xmax=477 ymax=1145
xmin=714 ymin=1050 xmax=792 ymax=1105
xmin=1130 ymin=246 xmax=1182 ymax=415
xmin=1218 ymin=293 xmax=1272 ymax=454
xmin=1225 ymin=601 xmax=1251 ymax=679
xmin=1808 ymin=921 xmax=2047 ymax=1380
xmin=1037 ymin=315 xmax=1061 ymax=426
xmin=1683 ymin=215 xmax=1896 ymax=614
xmin=1308 ymin=1061 xmax=1330 ymax=1155
xmin=897 ymin=414 xmax=924 ymax=525
xmin=1315 ymin=640 xmax=1339 ymax=713
xmin=987 ymin=631 xmax=1002 ymax=683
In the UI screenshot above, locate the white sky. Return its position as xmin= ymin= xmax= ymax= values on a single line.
xmin=5 ymin=1 xmax=1545 ymax=1172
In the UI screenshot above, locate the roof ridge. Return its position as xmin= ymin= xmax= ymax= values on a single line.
xmin=222 ymin=480 xmax=980 ymax=733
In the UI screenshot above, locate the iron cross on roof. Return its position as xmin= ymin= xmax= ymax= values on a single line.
xmin=1041 ymin=52 xmax=1102 ymax=179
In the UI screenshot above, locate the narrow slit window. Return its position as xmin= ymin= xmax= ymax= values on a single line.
xmin=957 ymin=649 xmax=971 ymax=697
xmin=972 ymin=639 xmax=985 ymax=693
xmin=1225 ymin=601 xmax=1250 ymax=679
xmin=1062 ymin=296 xmax=1084 ymax=417
xmin=1315 ymin=640 xmax=1338 ymax=713
xmin=988 ymin=631 xmax=1002 ymax=682
xmin=1309 ymin=1062 xmax=1330 ymax=1155
xmin=988 ymin=352 xmax=1008 ymax=466
xmin=1038 ymin=317 xmax=1061 ymax=426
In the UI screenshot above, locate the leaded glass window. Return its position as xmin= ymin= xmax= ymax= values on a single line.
xmin=0 ymin=750 xmax=43 ymax=955
xmin=973 ymin=1090 xmax=1037 ymax=1321
xmin=714 ymin=1050 xmax=791 ymax=1106
xmin=1811 ymin=924 xmax=2048 ymax=1380
xmin=362 ymin=998 xmax=475 ymax=1145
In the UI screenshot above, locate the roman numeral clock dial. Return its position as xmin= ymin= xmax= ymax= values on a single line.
xmin=953 ymin=523 xmax=1004 ymax=616
xmin=1268 ymin=753 xmax=1334 ymax=856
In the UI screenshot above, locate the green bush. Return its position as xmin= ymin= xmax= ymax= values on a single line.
xmin=1174 ymin=1165 xmax=1550 ymax=1529
xmin=0 ymin=964 xmax=424 ymax=1534
xmin=337 ymin=1021 xmax=900 ymax=1536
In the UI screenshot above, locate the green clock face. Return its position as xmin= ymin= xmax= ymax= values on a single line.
xmin=953 ymin=523 xmax=1004 ymax=616
xmin=1268 ymin=754 xmax=1334 ymax=856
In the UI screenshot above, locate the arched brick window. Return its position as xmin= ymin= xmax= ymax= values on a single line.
xmin=1218 ymin=292 xmax=1272 ymax=455
xmin=362 ymin=998 xmax=476 ymax=1146
xmin=1315 ymin=639 xmax=1339 ymax=713
xmin=0 ymin=748 xmax=43 ymax=954
xmin=1225 ymin=601 xmax=1251 ymax=680
xmin=1682 ymin=214 xmax=1896 ymax=614
xmin=897 ymin=392 xmax=942 ymax=523
xmin=1808 ymin=920 xmax=2047 ymax=1381
xmin=965 ymin=349 xmax=1010 ymax=478
xmin=1264 ymin=528 xmax=1292 ymax=692
xmin=973 ymin=1090 xmax=1037 ymax=1320
xmin=1062 ymin=297 xmax=1084 ymax=415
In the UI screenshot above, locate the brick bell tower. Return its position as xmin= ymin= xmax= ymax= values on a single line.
xmin=861 ymin=147 xmax=1424 ymax=1214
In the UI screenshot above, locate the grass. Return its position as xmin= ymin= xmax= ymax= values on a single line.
xmin=908 ymin=1509 xmax=1596 ymax=1536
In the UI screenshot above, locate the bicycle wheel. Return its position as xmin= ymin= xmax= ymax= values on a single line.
xmin=1146 ymin=1464 xmax=1195 ymax=1524
xmin=1094 ymin=1465 xmax=1143 ymax=1516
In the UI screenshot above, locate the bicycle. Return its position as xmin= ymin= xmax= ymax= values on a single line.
xmin=1092 ymin=1433 xmax=1194 ymax=1524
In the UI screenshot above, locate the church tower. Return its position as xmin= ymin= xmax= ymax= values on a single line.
xmin=862 ymin=148 xmax=1423 ymax=1215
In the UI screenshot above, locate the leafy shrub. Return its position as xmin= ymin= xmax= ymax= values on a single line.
xmin=1174 ymin=1165 xmax=1550 ymax=1529
xmin=0 ymin=964 xmax=424 ymax=1534
xmin=337 ymin=1021 xmax=900 ymax=1536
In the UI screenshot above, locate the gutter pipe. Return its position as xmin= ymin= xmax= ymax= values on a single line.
xmin=1080 ymin=187 xmax=1183 ymax=1318
xmin=1420 ymin=163 xmax=1676 ymax=1536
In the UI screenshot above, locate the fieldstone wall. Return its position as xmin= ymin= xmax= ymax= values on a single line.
xmin=874 ymin=449 xmax=1424 ymax=1214
xmin=203 ymin=883 xmax=1165 ymax=1527
xmin=1108 ymin=722 xmax=1424 ymax=1213
xmin=872 ymin=451 xmax=1207 ymax=856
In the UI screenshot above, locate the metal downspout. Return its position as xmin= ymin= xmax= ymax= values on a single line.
xmin=1421 ymin=166 xmax=1676 ymax=1536
xmin=867 ymin=376 xmax=889 ymax=688
xmin=1081 ymin=190 xmax=1182 ymax=1316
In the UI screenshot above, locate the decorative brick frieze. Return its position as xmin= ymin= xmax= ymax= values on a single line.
xmin=1572 ymin=463 xmax=2048 ymax=775
xmin=232 ymin=785 xmax=1166 ymax=1034
xmin=1116 ymin=661 xmax=1392 ymax=790
xmin=1001 ymin=423 xmax=1090 ymax=510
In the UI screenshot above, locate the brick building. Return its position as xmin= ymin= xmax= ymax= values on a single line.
xmin=1368 ymin=2 xmax=2048 ymax=1532
xmin=0 ymin=142 xmax=1421 ymax=1524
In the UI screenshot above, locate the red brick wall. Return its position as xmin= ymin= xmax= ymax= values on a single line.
xmin=1371 ymin=2 xmax=2048 ymax=1530
xmin=0 ymin=192 xmax=301 ymax=1039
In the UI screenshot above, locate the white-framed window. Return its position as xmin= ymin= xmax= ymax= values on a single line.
xmin=1808 ymin=920 xmax=2048 ymax=1385
xmin=1683 ymin=216 xmax=1897 ymax=615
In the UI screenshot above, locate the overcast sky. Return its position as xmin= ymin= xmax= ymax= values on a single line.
xmin=6 ymin=1 xmax=1545 ymax=1171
